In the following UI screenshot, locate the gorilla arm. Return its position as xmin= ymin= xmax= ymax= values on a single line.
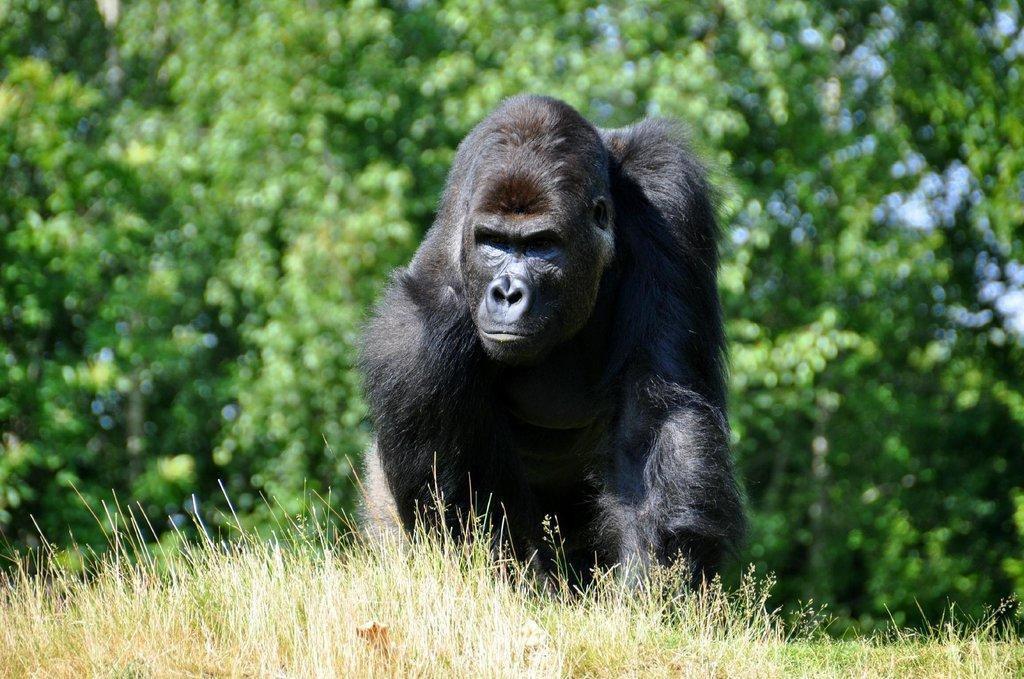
xmin=596 ymin=120 xmax=745 ymax=584
xmin=601 ymin=379 xmax=744 ymax=585
xmin=359 ymin=263 xmax=479 ymax=532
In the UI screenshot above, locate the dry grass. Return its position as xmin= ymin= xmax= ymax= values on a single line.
xmin=1 ymin=505 xmax=1021 ymax=678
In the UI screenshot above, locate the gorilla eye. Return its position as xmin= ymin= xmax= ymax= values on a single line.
xmin=527 ymin=236 xmax=558 ymax=251
xmin=475 ymin=229 xmax=506 ymax=249
xmin=523 ymin=231 xmax=562 ymax=256
xmin=592 ymin=199 xmax=609 ymax=229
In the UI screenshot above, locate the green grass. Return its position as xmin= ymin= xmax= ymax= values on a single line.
xmin=1 ymin=505 xmax=1021 ymax=677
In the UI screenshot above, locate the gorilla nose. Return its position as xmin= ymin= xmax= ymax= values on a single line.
xmin=485 ymin=274 xmax=532 ymax=323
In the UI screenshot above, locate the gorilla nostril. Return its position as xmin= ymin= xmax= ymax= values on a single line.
xmin=484 ymin=274 xmax=531 ymax=320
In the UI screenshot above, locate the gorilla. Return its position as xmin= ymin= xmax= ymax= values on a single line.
xmin=360 ymin=95 xmax=744 ymax=586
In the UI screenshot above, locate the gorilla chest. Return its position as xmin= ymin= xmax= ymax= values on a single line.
xmin=498 ymin=356 xmax=612 ymax=488
xmin=501 ymin=352 xmax=606 ymax=431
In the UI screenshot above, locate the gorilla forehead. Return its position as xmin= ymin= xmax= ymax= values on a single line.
xmin=484 ymin=95 xmax=604 ymax=155
xmin=467 ymin=96 xmax=609 ymax=215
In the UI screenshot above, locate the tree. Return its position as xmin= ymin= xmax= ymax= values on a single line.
xmin=1 ymin=0 xmax=1021 ymax=628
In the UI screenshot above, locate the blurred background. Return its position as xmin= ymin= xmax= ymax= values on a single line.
xmin=1 ymin=0 xmax=1023 ymax=630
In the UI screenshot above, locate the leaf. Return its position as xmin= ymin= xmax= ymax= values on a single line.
xmin=356 ymin=621 xmax=391 ymax=655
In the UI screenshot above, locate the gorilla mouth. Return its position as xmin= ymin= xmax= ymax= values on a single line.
xmin=481 ymin=330 xmax=533 ymax=342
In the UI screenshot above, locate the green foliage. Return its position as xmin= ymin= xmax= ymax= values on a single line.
xmin=1 ymin=0 xmax=1022 ymax=629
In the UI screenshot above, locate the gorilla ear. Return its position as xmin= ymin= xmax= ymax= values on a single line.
xmin=592 ymin=197 xmax=610 ymax=229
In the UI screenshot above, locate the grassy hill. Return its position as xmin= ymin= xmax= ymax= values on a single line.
xmin=1 ymin=510 xmax=1021 ymax=678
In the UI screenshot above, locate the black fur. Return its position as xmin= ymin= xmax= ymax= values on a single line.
xmin=360 ymin=95 xmax=745 ymax=585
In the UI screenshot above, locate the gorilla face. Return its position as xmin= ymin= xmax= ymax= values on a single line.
xmin=462 ymin=187 xmax=614 ymax=365
xmin=451 ymin=102 xmax=617 ymax=365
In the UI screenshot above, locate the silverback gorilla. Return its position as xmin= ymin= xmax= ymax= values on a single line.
xmin=360 ymin=95 xmax=744 ymax=586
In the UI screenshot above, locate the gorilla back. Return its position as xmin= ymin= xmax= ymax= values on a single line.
xmin=360 ymin=95 xmax=744 ymax=585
